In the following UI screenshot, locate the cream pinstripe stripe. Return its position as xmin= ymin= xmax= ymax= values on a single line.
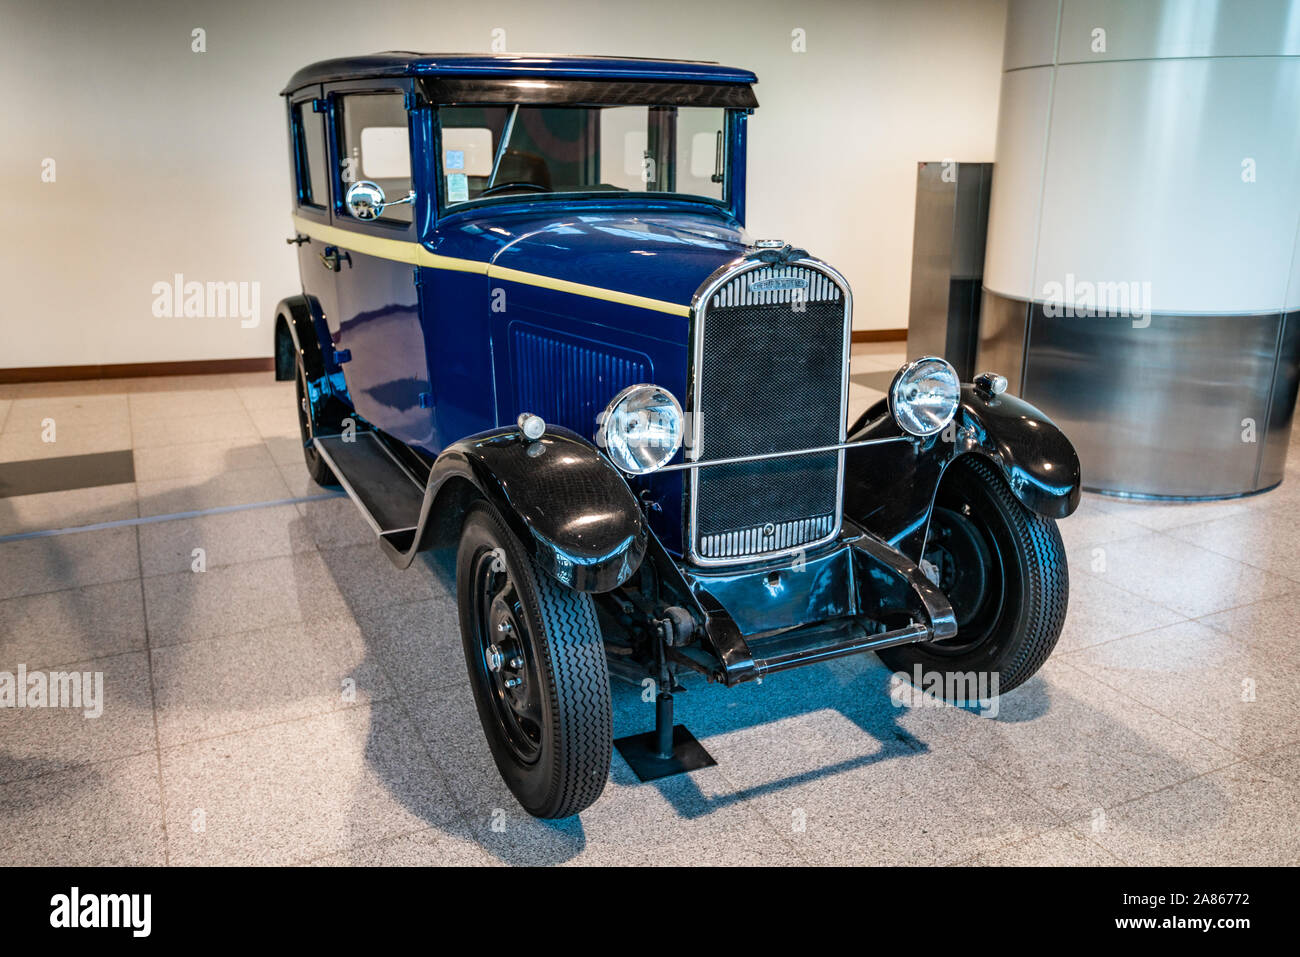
xmin=291 ymin=215 xmax=691 ymax=317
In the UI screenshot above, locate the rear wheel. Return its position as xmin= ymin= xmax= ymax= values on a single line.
xmin=456 ymin=502 xmax=612 ymax=818
xmin=877 ymin=455 xmax=1068 ymax=697
xmin=294 ymin=356 xmax=336 ymax=487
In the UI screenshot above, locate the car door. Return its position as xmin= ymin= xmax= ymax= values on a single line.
xmin=324 ymin=81 xmax=436 ymax=449
xmin=286 ymin=87 xmax=341 ymax=344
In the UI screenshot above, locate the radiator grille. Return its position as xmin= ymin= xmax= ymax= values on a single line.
xmin=690 ymin=262 xmax=849 ymax=563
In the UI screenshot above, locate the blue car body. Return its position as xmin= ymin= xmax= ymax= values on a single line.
xmin=274 ymin=52 xmax=1081 ymax=689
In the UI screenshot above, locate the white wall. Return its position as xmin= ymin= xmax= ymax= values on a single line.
xmin=0 ymin=0 xmax=1006 ymax=368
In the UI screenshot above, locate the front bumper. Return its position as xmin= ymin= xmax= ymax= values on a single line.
xmin=672 ymin=519 xmax=957 ymax=686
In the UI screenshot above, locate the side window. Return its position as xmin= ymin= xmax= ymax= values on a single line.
xmin=292 ymin=101 xmax=328 ymax=208
xmin=336 ymin=92 xmax=413 ymax=224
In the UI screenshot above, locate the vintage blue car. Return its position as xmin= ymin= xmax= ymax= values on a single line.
xmin=275 ymin=52 xmax=1080 ymax=818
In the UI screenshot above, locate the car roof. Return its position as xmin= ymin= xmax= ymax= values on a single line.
xmin=282 ymin=51 xmax=758 ymax=94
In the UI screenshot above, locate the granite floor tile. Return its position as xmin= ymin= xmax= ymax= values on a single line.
xmin=136 ymin=466 xmax=292 ymax=516
xmin=294 ymin=495 xmax=376 ymax=550
xmin=1065 ymin=620 xmax=1300 ymax=757
xmin=1056 ymin=497 xmax=1150 ymax=552
xmin=250 ymin=406 xmax=302 ymax=439
xmin=142 ymin=550 xmax=350 ymax=646
xmin=0 ymin=651 xmax=157 ymax=784
xmin=406 ymin=681 xmax=802 ymax=866
xmin=1166 ymin=508 xmax=1300 ymax=582
xmin=128 ymin=389 xmax=245 ymax=421
xmin=1197 ymin=592 xmax=1300 ymax=664
xmin=351 ymin=597 xmax=465 ymax=700
xmin=2 ymin=394 xmax=130 ymax=434
xmin=130 ymin=409 xmax=258 ymax=450
xmin=308 ymin=821 xmax=494 ymax=866
xmin=0 ymin=579 xmax=145 ymax=670
xmin=150 ymin=616 xmax=392 ymax=747
xmin=137 ymin=503 xmax=313 ymax=576
xmin=0 ymin=420 xmax=133 ymax=462
xmin=0 ymin=754 xmax=166 ymax=866
xmin=1074 ymin=762 xmax=1300 ymax=865
xmin=314 ymin=542 xmax=440 ymax=617
xmin=1055 ymin=571 xmax=1186 ymax=654
xmin=0 ymin=525 xmax=140 ymax=600
xmin=1068 ymin=531 xmax=1296 ymax=619
xmin=1249 ymin=741 xmax=1300 ymax=781
xmin=234 ymin=383 xmax=294 ymax=412
xmin=942 ymin=659 xmax=1237 ymax=818
xmin=264 ymin=434 xmax=308 ymax=468
xmin=968 ymin=825 xmax=1121 ymax=865
xmin=132 ymin=437 xmax=274 ymax=483
xmin=1085 ymin=493 xmax=1252 ymax=532
xmin=0 ymin=482 xmax=138 ymax=536
xmin=160 ymin=701 xmax=457 ymax=865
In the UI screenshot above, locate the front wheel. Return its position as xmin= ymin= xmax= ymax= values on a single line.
xmin=456 ymin=501 xmax=612 ymax=819
xmin=877 ymin=455 xmax=1068 ymax=698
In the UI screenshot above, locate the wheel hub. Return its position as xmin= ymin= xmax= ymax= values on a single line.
xmin=474 ymin=554 xmax=543 ymax=763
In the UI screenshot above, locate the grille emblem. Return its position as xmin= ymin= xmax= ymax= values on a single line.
xmin=761 ymin=523 xmax=776 ymax=537
xmin=748 ymin=276 xmax=809 ymax=293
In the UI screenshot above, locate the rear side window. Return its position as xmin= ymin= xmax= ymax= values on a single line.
xmin=336 ymin=92 xmax=413 ymax=224
xmin=293 ymin=102 xmax=328 ymax=208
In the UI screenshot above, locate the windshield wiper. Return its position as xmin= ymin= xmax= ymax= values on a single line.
xmin=486 ymin=105 xmax=519 ymax=190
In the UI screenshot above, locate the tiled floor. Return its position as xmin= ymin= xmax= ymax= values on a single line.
xmin=1 ymin=347 xmax=1298 ymax=866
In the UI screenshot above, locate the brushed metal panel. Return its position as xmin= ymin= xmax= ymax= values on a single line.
xmin=907 ymin=163 xmax=992 ymax=380
xmin=975 ymin=289 xmax=1030 ymax=393
xmin=1258 ymin=309 xmax=1300 ymax=488
xmin=907 ymin=162 xmax=959 ymax=363
xmin=1020 ymin=302 xmax=1284 ymax=497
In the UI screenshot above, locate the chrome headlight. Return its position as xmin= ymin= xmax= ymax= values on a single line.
xmin=597 ymin=384 xmax=684 ymax=474
xmin=889 ymin=357 xmax=961 ymax=437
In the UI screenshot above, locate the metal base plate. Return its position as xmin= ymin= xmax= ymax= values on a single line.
xmin=614 ymin=725 xmax=717 ymax=782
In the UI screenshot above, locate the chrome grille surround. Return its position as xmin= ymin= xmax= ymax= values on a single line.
xmin=686 ymin=257 xmax=853 ymax=566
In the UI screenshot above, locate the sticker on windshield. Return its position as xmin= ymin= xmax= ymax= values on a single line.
xmin=445 ymin=149 xmax=465 ymax=171
xmin=447 ymin=172 xmax=469 ymax=203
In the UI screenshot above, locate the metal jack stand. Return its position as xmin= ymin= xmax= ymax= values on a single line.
xmin=614 ymin=632 xmax=716 ymax=782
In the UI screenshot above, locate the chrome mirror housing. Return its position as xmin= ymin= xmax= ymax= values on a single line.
xmin=345 ymin=180 xmax=414 ymax=220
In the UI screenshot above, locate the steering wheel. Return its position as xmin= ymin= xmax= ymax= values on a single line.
xmin=479 ymin=181 xmax=552 ymax=198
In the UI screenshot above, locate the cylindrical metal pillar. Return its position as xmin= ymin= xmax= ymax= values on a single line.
xmin=980 ymin=0 xmax=1300 ymax=498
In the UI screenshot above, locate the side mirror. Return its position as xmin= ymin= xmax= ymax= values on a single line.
xmin=345 ymin=180 xmax=414 ymax=221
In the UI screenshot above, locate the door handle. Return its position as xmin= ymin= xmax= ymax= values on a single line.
xmin=319 ymin=246 xmax=351 ymax=272
xmin=285 ymin=233 xmax=309 ymax=246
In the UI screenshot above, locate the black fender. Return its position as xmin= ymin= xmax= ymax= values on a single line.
xmin=273 ymin=295 xmax=326 ymax=382
xmin=273 ymin=295 xmax=353 ymax=430
xmin=845 ymin=384 xmax=1080 ymax=560
xmin=411 ymin=425 xmax=647 ymax=593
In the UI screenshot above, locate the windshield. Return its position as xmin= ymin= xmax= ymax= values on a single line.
xmin=437 ymin=105 xmax=730 ymax=209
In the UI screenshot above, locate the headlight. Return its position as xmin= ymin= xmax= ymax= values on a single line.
xmin=597 ymin=384 xmax=684 ymax=474
xmin=889 ymin=357 xmax=961 ymax=437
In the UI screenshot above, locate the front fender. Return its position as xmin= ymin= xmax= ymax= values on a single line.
xmin=955 ymin=385 xmax=1081 ymax=520
xmin=845 ymin=385 xmax=1080 ymax=560
xmin=425 ymin=425 xmax=647 ymax=593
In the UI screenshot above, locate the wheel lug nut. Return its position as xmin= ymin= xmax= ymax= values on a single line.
xmin=504 ymin=677 xmax=522 ymax=689
xmin=497 ymin=620 xmax=513 ymax=634
xmin=509 ymin=657 xmax=524 ymax=669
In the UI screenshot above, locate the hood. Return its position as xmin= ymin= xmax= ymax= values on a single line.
xmin=443 ymin=208 xmax=752 ymax=308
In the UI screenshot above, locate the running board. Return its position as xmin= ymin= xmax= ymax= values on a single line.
xmin=312 ymin=433 xmax=424 ymax=548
